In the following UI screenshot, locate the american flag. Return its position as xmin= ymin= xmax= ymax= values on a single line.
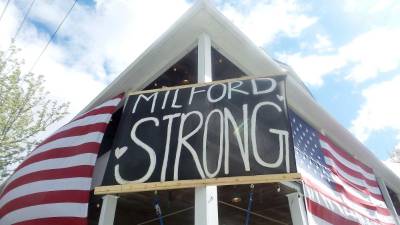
xmin=290 ymin=111 xmax=396 ymax=225
xmin=0 ymin=94 xmax=123 ymax=225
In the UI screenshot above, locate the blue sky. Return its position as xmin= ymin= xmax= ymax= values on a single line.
xmin=0 ymin=0 xmax=399 ymax=160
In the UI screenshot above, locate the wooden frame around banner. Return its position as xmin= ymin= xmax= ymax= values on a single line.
xmin=94 ymin=173 xmax=301 ymax=195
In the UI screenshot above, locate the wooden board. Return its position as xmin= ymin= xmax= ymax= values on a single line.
xmin=95 ymin=173 xmax=301 ymax=195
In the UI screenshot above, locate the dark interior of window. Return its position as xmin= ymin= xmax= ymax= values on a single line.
xmin=388 ymin=188 xmax=400 ymax=216
xmin=218 ymin=183 xmax=295 ymax=225
xmin=144 ymin=48 xmax=198 ymax=90
xmin=113 ymin=189 xmax=194 ymax=225
xmin=211 ymin=47 xmax=245 ymax=81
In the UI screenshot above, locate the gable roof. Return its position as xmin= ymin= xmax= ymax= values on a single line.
xmin=79 ymin=0 xmax=400 ymax=193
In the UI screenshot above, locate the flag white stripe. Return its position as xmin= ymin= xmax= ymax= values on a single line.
xmin=301 ymin=171 xmax=393 ymax=222
xmin=291 ymin=114 xmax=395 ymax=225
xmin=0 ymin=203 xmax=88 ymax=225
xmin=0 ymin=177 xmax=92 ymax=208
xmin=305 ymin=185 xmax=390 ymax=225
xmin=92 ymin=98 xmax=121 ymax=110
xmin=28 ymin=132 xmax=104 ymax=158
xmin=0 ymin=96 xmax=122 ymax=225
xmin=320 ymin=140 xmax=376 ymax=181
xmin=5 ymin=153 xmax=98 ymax=188
xmin=329 ymin=171 xmax=387 ymax=208
xmin=57 ymin=114 xmax=112 ymax=134
xmin=324 ymin=156 xmax=381 ymax=194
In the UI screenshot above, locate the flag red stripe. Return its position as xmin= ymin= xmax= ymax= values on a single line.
xmin=306 ymin=198 xmax=361 ymax=225
xmin=323 ymin=149 xmax=379 ymax=187
xmin=319 ymin=135 xmax=373 ymax=173
xmin=15 ymin=143 xmax=100 ymax=171
xmin=334 ymin=183 xmax=388 ymax=214
xmin=0 ymin=95 xmax=122 ymax=225
xmin=0 ymin=190 xmax=89 ymax=218
xmin=14 ymin=217 xmax=87 ymax=225
xmin=1 ymin=166 xmax=94 ymax=198
xmin=303 ymin=176 xmax=391 ymax=216
xmin=327 ymin=164 xmax=384 ymax=201
xmin=305 ymin=187 xmax=394 ymax=225
xmin=38 ymin=123 xmax=108 ymax=147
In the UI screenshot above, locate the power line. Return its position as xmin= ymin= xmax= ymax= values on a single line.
xmin=0 ymin=0 xmax=11 ymax=23
xmin=12 ymin=0 xmax=36 ymax=41
xmin=29 ymin=0 xmax=78 ymax=73
xmin=2 ymin=0 xmax=36 ymax=62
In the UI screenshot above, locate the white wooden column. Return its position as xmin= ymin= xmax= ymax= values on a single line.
xmin=377 ymin=178 xmax=400 ymax=225
xmin=98 ymin=195 xmax=119 ymax=225
xmin=195 ymin=186 xmax=219 ymax=225
xmin=287 ymin=192 xmax=308 ymax=225
xmin=198 ymin=33 xmax=212 ymax=83
xmin=282 ymin=182 xmax=308 ymax=225
xmin=195 ymin=33 xmax=219 ymax=225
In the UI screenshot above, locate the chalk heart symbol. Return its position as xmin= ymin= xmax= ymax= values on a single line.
xmin=276 ymin=94 xmax=284 ymax=101
xmin=115 ymin=146 xmax=128 ymax=159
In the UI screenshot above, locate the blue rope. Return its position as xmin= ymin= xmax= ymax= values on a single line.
xmin=244 ymin=184 xmax=254 ymax=225
xmin=153 ymin=191 xmax=165 ymax=225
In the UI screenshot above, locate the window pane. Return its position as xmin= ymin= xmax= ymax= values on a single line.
xmin=212 ymin=47 xmax=245 ymax=81
xmin=218 ymin=183 xmax=294 ymax=225
xmin=388 ymin=188 xmax=400 ymax=216
xmin=88 ymin=189 xmax=194 ymax=225
xmin=145 ymin=48 xmax=198 ymax=90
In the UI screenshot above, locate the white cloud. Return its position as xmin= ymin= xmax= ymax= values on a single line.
xmin=27 ymin=0 xmax=191 ymax=81
xmin=341 ymin=28 xmax=400 ymax=82
xmin=279 ymin=27 xmax=400 ymax=86
xmin=220 ymin=0 xmax=317 ymax=46
xmin=343 ymin=0 xmax=399 ymax=14
xmin=350 ymin=75 xmax=400 ymax=145
xmin=0 ymin=0 xmax=190 ymax=136
xmin=313 ymin=34 xmax=333 ymax=52
xmin=278 ymin=53 xmax=346 ymax=86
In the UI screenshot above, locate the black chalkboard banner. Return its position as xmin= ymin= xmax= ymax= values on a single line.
xmin=101 ymin=75 xmax=296 ymax=186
